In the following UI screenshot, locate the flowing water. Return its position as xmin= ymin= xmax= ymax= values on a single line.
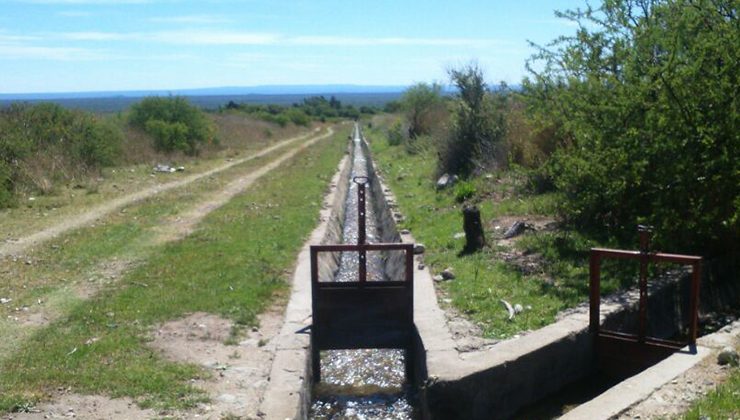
xmin=309 ymin=125 xmax=415 ymax=419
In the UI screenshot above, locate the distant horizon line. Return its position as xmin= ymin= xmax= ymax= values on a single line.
xmin=0 ymin=82 xmax=521 ymax=103
xmin=0 ymin=84 xmax=419 ymax=100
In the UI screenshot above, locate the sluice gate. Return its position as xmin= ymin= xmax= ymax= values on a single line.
xmin=309 ymin=175 xmax=415 ymax=381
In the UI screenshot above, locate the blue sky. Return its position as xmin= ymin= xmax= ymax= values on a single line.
xmin=0 ymin=0 xmax=587 ymax=94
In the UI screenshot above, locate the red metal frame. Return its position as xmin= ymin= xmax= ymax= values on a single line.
xmin=309 ymin=175 xmax=415 ymax=382
xmin=589 ymin=227 xmax=702 ymax=351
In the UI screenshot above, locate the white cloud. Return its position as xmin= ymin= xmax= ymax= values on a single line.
xmin=49 ymin=30 xmax=508 ymax=48
xmin=12 ymin=0 xmax=152 ymax=4
xmin=288 ymin=36 xmax=508 ymax=48
xmin=0 ymin=34 xmax=42 ymax=43
xmin=0 ymin=44 xmax=105 ymax=60
xmin=150 ymin=30 xmax=278 ymax=45
xmin=58 ymin=31 xmax=137 ymax=41
xmin=57 ymin=10 xmax=93 ymax=17
xmin=149 ymin=15 xmax=231 ymax=25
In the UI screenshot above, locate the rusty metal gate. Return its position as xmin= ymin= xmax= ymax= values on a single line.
xmin=590 ymin=226 xmax=702 ymax=375
xmin=310 ymin=176 xmax=415 ymax=382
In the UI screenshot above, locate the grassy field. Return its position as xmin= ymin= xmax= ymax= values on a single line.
xmin=366 ymin=125 xmax=638 ymax=338
xmin=0 ymin=126 xmax=347 ymax=412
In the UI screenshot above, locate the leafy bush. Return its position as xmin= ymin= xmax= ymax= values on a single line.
xmin=0 ymin=103 xmax=123 ymax=206
xmin=130 ymin=97 xmax=214 ymax=155
xmin=387 ymin=121 xmax=405 ymax=146
xmin=524 ymin=0 xmax=739 ymax=257
xmin=439 ymin=65 xmax=507 ymax=177
xmin=400 ymin=83 xmax=445 ymax=139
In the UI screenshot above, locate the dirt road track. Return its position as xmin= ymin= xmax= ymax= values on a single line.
xmin=0 ymin=128 xmax=329 ymax=259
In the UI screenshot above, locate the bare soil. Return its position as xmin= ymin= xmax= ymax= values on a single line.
xmin=149 ymin=309 xmax=283 ymax=419
xmin=2 ymin=395 xmax=157 ymax=420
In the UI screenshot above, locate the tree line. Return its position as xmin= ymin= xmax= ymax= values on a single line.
xmin=392 ymin=0 xmax=738 ymax=260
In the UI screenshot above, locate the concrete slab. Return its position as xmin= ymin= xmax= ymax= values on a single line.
xmin=560 ymin=345 xmax=712 ymax=420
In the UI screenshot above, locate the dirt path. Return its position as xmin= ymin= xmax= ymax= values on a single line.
xmin=2 ymin=127 xmax=335 ymax=420
xmin=4 ymin=127 xmax=333 ymax=331
xmin=0 ymin=128 xmax=323 ymax=259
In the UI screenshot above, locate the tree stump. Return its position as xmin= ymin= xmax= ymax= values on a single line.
xmin=462 ymin=206 xmax=486 ymax=254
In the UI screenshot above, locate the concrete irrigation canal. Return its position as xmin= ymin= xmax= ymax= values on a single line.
xmin=257 ymin=123 xmax=735 ymax=420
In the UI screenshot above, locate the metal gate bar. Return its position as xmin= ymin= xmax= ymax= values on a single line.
xmin=589 ymin=227 xmax=702 ymax=374
xmin=309 ymin=175 xmax=415 ymax=382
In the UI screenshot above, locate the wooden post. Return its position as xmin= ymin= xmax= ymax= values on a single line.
xmin=462 ymin=206 xmax=486 ymax=253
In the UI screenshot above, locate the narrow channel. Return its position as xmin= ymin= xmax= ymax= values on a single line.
xmin=309 ymin=124 xmax=415 ymax=419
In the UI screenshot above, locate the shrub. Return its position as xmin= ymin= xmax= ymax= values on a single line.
xmin=130 ymin=97 xmax=213 ymax=155
xmin=438 ymin=64 xmax=507 ymax=177
xmin=454 ymin=180 xmax=477 ymax=203
xmin=524 ymin=0 xmax=739 ymax=257
xmin=0 ymin=103 xmax=123 ymax=206
xmin=387 ymin=121 xmax=405 ymax=146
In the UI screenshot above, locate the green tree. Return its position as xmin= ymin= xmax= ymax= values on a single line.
xmin=440 ymin=64 xmax=507 ymax=177
xmin=400 ymin=82 xmax=445 ymax=139
xmin=130 ymin=97 xmax=214 ymax=155
xmin=524 ymin=0 xmax=739 ymax=256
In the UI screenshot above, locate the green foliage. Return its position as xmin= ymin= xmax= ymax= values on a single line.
xmin=225 ymin=95 xmax=375 ymax=124
xmin=440 ymin=64 xmax=507 ymax=177
xmin=387 ymin=120 xmax=405 ymax=146
xmin=524 ymin=0 xmax=739 ymax=257
xmin=400 ymin=82 xmax=445 ymax=139
xmin=454 ymin=180 xmax=477 ymax=203
xmin=130 ymin=97 xmax=214 ymax=155
xmin=0 ymin=103 xmax=122 ymax=206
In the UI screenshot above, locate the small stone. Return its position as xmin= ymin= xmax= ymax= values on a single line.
xmin=433 ymin=275 xmax=444 ymax=282
xmin=717 ymin=346 xmax=739 ymax=366
xmin=453 ymin=232 xmax=465 ymax=239
xmin=417 ymin=263 xmax=425 ymax=270
xmin=441 ymin=267 xmax=455 ymax=280
xmin=413 ymin=244 xmax=425 ymax=254
xmin=514 ymin=304 xmax=524 ymax=314
xmin=216 ymin=394 xmax=237 ymax=404
xmin=400 ymin=229 xmax=410 ymax=235
xmin=0 ymin=298 xmax=11 ymax=305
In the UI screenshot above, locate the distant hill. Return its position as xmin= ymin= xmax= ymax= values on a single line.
xmin=0 ymin=85 xmax=410 ymax=101
xmin=0 ymin=85 xmax=413 ymax=113
xmin=0 ymin=84 xmax=517 ymax=113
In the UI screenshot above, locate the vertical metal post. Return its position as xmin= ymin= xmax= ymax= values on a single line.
xmin=589 ymin=251 xmax=601 ymax=335
xmin=637 ymin=225 xmax=652 ymax=343
xmin=354 ymin=177 xmax=368 ymax=284
xmin=310 ymin=247 xmax=320 ymax=382
xmin=688 ymin=261 xmax=702 ymax=346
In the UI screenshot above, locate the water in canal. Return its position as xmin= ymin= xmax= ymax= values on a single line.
xmin=309 ymin=125 xmax=415 ymax=419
